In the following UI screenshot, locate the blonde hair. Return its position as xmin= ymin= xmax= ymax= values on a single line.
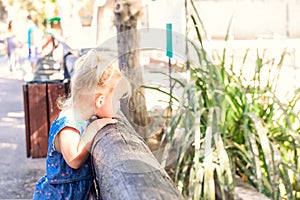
xmin=58 ymin=49 xmax=130 ymax=109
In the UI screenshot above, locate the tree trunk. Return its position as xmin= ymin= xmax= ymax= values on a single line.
xmin=114 ymin=0 xmax=151 ymax=137
xmin=91 ymin=115 xmax=184 ymax=200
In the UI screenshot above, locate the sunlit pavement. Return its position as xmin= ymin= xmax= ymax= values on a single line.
xmin=0 ymin=55 xmax=45 ymax=199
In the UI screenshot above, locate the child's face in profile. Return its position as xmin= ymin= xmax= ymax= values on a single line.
xmin=94 ymin=77 xmax=123 ymax=118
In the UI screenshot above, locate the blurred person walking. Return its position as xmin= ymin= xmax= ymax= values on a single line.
xmin=4 ymin=20 xmax=21 ymax=72
xmin=26 ymin=15 xmax=39 ymax=67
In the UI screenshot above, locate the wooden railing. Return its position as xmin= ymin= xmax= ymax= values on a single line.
xmin=91 ymin=116 xmax=184 ymax=200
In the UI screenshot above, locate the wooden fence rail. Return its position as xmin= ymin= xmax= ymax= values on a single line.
xmin=91 ymin=116 xmax=184 ymax=200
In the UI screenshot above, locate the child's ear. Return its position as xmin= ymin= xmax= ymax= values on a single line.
xmin=95 ymin=95 xmax=105 ymax=108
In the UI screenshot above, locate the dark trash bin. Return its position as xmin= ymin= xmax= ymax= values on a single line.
xmin=23 ymin=55 xmax=70 ymax=158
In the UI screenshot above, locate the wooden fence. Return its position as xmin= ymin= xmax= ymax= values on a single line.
xmin=91 ymin=115 xmax=184 ymax=200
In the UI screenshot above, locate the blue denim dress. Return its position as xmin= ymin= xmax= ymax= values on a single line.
xmin=33 ymin=116 xmax=94 ymax=200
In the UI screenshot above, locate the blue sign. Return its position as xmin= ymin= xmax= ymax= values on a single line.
xmin=166 ymin=23 xmax=173 ymax=58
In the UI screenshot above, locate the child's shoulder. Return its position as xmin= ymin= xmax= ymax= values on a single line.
xmin=57 ymin=108 xmax=75 ymax=120
xmin=55 ymin=108 xmax=87 ymax=132
xmin=53 ymin=109 xmax=77 ymax=127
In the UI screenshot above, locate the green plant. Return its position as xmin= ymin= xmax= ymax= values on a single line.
xmin=147 ymin=1 xmax=300 ymax=199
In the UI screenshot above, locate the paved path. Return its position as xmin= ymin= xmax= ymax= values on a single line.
xmin=0 ymin=56 xmax=45 ymax=199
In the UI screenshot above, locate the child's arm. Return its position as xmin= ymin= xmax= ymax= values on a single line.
xmin=55 ymin=118 xmax=116 ymax=169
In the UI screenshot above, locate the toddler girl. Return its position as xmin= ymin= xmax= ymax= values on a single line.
xmin=33 ymin=49 xmax=129 ymax=199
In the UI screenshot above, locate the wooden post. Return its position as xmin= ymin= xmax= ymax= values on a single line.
xmin=91 ymin=116 xmax=184 ymax=200
xmin=23 ymin=83 xmax=48 ymax=158
xmin=114 ymin=0 xmax=151 ymax=137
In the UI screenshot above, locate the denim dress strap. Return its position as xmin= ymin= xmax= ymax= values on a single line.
xmin=33 ymin=116 xmax=94 ymax=200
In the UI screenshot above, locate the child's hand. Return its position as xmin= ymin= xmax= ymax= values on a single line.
xmin=87 ymin=118 xmax=117 ymax=133
xmin=82 ymin=118 xmax=117 ymax=143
